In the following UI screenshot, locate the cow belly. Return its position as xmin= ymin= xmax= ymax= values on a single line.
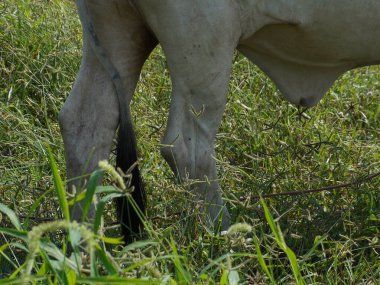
xmin=237 ymin=0 xmax=380 ymax=106
xmin=248 ymin=0 xmax=380 ymax=65
xmin=238 ymin=14 xmax=380 ymax=105
xmin=244 ymin=24 xmax=380 ymax=68
xmin=238 ymin=44 xmax=348 ymax=107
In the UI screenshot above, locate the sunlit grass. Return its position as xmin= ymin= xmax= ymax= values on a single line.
xmin=1 ymin=0 xmax=379 ymax=283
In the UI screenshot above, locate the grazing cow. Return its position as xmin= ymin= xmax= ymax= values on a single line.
xmin=58 ymin=0 xmax=380 ymax=242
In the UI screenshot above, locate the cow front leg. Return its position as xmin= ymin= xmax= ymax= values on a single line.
xmin=159 ymin=45 xmax=240 ymax=232
xmin=160 ymin=56 xmax=235 ymax=230
xmin=137 ymin=1 xmax=242 ymax=231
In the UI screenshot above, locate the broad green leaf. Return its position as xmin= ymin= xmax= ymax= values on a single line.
xmin=0 ymin=203 xmax=21 ymax=230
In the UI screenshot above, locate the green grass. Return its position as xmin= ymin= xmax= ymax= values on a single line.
xmin=1 ymin=0 xmax=379 ymax=283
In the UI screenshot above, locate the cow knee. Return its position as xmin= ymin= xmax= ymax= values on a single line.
xmin=59 ymin=100 xmax=82 ymax=143
xmin=160 ymin=129 xmax=230 ymax=229
xmin=160 ymin=135 xmax=188 ymax=178
xmin=58 ymin=88 xmax=87 ymax=136
xmin=161 ymin=131 xmax=214 ymax=181
xmin=58 ymin=99 xmax=74 ymax=134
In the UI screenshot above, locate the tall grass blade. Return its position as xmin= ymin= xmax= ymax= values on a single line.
xmin=76 ymin=277 xmax=160 ymax=284
xmin=40 ymin=241 xmax=78 ymax=271
xmin=0 ymin=228 xmax=28 ymax=241
xmin=47 ymin=146 xmax=70 ymax=221
xmin=24 ymin=189 xmax=54 ymax=228
xmin=97 ymin=236 xmax=124 ymax=245
xmin=219 ymin=268 xmax=228 ymax=285
xmin=0 ymin=243 xmax=19 ymax=271
xmin=260 ymin=197 xmax=305 ymax=285
xmin=39 ymin=249 xmax=66 ymax=285
xmin=82 ymin=170 xmax=102 ymax=222
xmin=122 ymin=258 xmax=154 ymax=273
xmin=93 ymin=193 xmax=121 ymax=233
xmin=66 ymin=268 xmax=77 ymax=285
xmin=253 ymin=234 xmax=275 ymax=284
xmin=0 ymin=278 xmax=44 ymax=285
xmin=121 ymin=240 xmax=158 ymax=252
xmin=90 ymin=248 xmax=98 ymax=277
xmin=95 ymin=246 xmax=118 ymax=275
xmin=170 ymin=236 xmax=192 ymax=284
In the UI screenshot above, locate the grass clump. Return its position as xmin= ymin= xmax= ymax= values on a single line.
xmin=1 ymin=0 xmax=379 ymax=283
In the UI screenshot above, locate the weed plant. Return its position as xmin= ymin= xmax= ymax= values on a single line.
xmin=0 ymin=0 xmax=379 ymax=284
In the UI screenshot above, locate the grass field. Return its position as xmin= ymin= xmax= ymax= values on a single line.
xmin=0 ymin=1 xmax=379 ymax=284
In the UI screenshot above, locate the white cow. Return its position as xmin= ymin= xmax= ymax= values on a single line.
xmin=59 ymin=0 xmax=380 ymax=242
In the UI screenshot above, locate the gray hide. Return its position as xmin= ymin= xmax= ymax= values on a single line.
xmin=59 ymin=0 xmax=380 ymax=234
